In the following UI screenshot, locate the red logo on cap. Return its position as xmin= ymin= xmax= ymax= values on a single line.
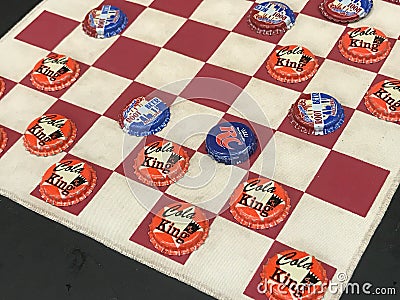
xmin=215 ymin=126 xmax=243 ymax=149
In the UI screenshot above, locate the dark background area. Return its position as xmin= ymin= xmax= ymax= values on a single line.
xmin=0 ymin=1 xmax=399 ymax=299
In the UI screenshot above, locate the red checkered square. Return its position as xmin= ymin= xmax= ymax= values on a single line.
xmin=149 ymin=0 xmax=203 ymax=18
xmin=94 ymin=37 xmax=160 ymax=80
xmin=232 ymin=6 xmax=286 ymax=45
xmin=0 ymin=127 xmax=21 ymax=159
xmin=219 ymin=171 xmax=304 ymax=240
xmin=100 ymin=0 xmax=145 ymax=27
xmin=44 ymin=99 xmax=101 ymax=148
xmin=301 ymin=0 xmax=331 ymax=22
xmin=115 ymin=134 xmax=196 ymax=193
xmin=327 ymin=27 xmax=396 ymax=74
xmin=104 ymin=81 xmax=177 ymax=121
xmin=253 ymin=45 xmax=326 ymax=93
xmin=197 ymin=113 xmax=274 ymax=171
xmin=15 ymin=11 xmax=79 ymax=51
xmin=30 ymin=153 xmax=113 ymax=216
xmin=180 ymin=63 xmax=251 ymax=112
xmin=306 ymin=151 xmax=389 ymax=217
xmin=0 ymin=78 xmax=17 ymax=100
xmin=164 ymin=20 xmax=229 ymax=61
xmin=129 ymin=193 xmax=216 ymax=265
xmin=19 ymin=58 xmax=90 ymax=99
xmin=244 ymin=240 xmax=337 ymax=300
xmin=277 ymin=104 xmax=355 ymax=149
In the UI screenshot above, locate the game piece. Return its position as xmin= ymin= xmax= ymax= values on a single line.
xmin=319 ymin=0 xmax=373 ymax=23
xmin=0 ymin=77 xmax=5 ymax=98
xmin=118 ymin=96 xmax=171 ymax=137
xmin=206 ymin=122 xmax=257 ymax=165
xmin=364 ymin=79 xmax=400 ymax=122
xmin=260 ymin=249 xmax=328 ymax=300
xmin=229 ymin=177 xmax=290 ymax=229
xmin=39 ymin=159 xmax=97 ymax=207
xmin=82 ymin=5 xmax=128 ymax=39
xmin=30 ymin=53 xmax=80 ymax=92
xmin=247 ymin=1 xmax=296 ymax=35
xmin=266 ymin=45 xmax=319 ymax=83
xmin=133 ymin=140 xmax=190 ymax=187
xmin=148 ymin=202 xmax=209 ymax=256
xmin=0 ymin=127 xmax=7 ymax=154
xmin=338 ymin=27 xmax=391 ymax=64
xmin=288 ymin=93 xmax=345 ymax=135
xmin=23 ymin=114 xmax=77 ymax=156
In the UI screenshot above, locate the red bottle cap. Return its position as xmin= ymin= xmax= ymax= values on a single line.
xmin=266 ymin=45 xmax=318 ymax=83
xmin=149 ymin=202 xmax=209 ymax=256
xmin=247 ymin=2 xmax=296 ymax=35
xmin=338 ymin=27 xmax=391 ymax=64
xmin=229 ymin=177 xmax=290 ymax=229
xmin=134 ymin=140 xmax=190 ymax=187
xmin=30 ymin=53 xmax=80 ymax=92
xmin=23 ymin=114 xmax=77 ymax=156
xmin=39 ymin=159 xmax=97 ymax=206
xmin=319 ymin=0 xmax=373 ymax=23
xmin=0 ymin=77 xmax=5 ymax=98
xmin=260 ymin=250 xmax=328 ymax=300
xmin=364 ymin=79 xmax=400 ymax=122
xmin=0 ymin=127 xmax=8 ymax=154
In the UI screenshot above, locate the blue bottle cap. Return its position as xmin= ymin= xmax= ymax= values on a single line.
xmin=86 ymin=5 xmax=128 ymax=38
xmin=320 ymin=0 xmax=373 ymax=23
xmin=119 ymin=96 xmax=171 ymax=137
xmin=206 ymin=122 xmax=257 ymax=165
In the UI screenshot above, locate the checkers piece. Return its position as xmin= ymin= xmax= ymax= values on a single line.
xmin=338 ymin=27 xmax=391 ymax=64
xmin=266 ymin=45 xmax=319 ymax=83
xmin=260 ymin=250 xmax=328 ymax=300
xmin=364 ymin=79 xmax=400 ymax=122
xmin=0 ymin=77 xmax=5 ymax=98
xmin=82 ymin=5 xmax=128 ymax=39
xmin=118 ymin=96 xmax=171 ymax=137
xmin=23 ymin=114 xmax=77 ymax=157
xmin=247 ymin=1 xmax=296 ymax=35
xmin=288 ymin=93 xmax=345 ymax=135
xmin=39 ymin=159 xmax=97 ymax=207
xmin=206 ymin=122 xmax=257 ymax=165
xmin=0 ymin=127 xmax=8 ymax=154
xmin=30 ymin=53 xmax=80 ymax=92
xmin=229 ymin=177 xmax=290 ymax=229
xmin=319 ymin=0 xmax=373 ymax=23
xmin=133 ymin=140 xmax=190 ymax=187
xmin=149 ymin=202 xmax=209 ymax=256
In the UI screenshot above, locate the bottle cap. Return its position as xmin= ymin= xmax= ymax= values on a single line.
xmin=0 ymin=127 xmax=8 ymax=154
xmin=118 ymin=96 xmax=171 ymax=136
xmin=134 ymin=140 xmax=190 ymax=186
xmin=30 ymin=53 xmax=80 ymax=92
xmin=319 ymin=0 xmax=373 ymax=23
xmin=266 ymin=45 xmax=319 ymax=83
xmin=229 ymin=177 xmax=291 ymax=229
xmin=149 ymin=202 xmax=209 ymax=256
xmin=248 ymin=2 xmax=296 ymax=35
xmin=287 ymin=93 xmax=345 ymax=135
xmin=338 ymin=27 xmax=391 ymax=64
xmin=82 ymin=5 xmax=128 ymax=39
xmin=206 ymin=122 xmax=257 ymax=165
xmin=23 ymin=114 xmax=77 ymax=156
xmin=260 ymin=249 xmax=329 ymax=300
xmin=364 ymin=79 xmax=400 ymax=122
xmin=39 ymin=159 xmax=97 ymax=206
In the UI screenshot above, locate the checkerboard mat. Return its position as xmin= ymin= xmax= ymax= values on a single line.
xmin=0 ymin=1 xmax=400 ymax=299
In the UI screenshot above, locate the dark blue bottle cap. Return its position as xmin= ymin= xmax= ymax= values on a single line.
xmin=86 ymin=5 xmax=128 ymax=39
xmin=206 ymin=122 xmax=257 ymax=165
xmin=119 ymin=96 xmax=170 ymax=137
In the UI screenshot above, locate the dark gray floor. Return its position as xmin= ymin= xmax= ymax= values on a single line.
xmin=0 ymin=1 xmax=399 ymax=299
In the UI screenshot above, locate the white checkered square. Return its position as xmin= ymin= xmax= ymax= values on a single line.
xmin=0 ymin=84 xmax=57 ymax=133
xmin=123 ymin=8 xmax=186 ymax=47
xmin=61 ymin=67 xmax=131 ymax=114
xmin=380 ymin=40 xmax=400 ymax=80
xmin=43 ymin=0 xmax=103 ymax=21
xmin=208 ymin=32 xmax=275 ymax=76
xmin=305 ymin=59 xmax=376 ymax=109
xmin=228 ymin=78 xmax=300 ymax=129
